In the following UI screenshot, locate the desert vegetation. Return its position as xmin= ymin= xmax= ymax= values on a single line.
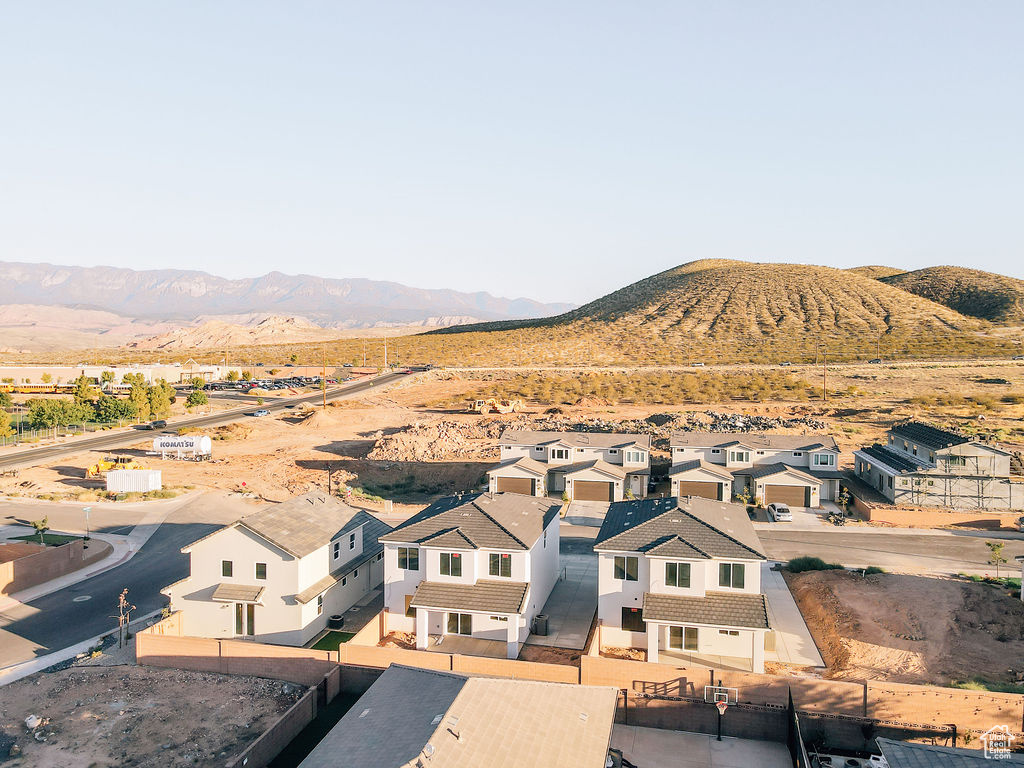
xmin=881 ymin=266 xmax=1024 ymax=323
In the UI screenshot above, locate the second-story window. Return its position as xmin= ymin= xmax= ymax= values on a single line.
xmin=613 ymin=556 xmax=638 ymax=582
xmin=222 ymin=560 xmax=233 ymax=578
xmin=398 ymin=547 xmax=419 ymax=570
xmin=729 ymin=451 xmax=750 ymax=463
xmin=488 ymin=553 xmax=512 ymax=578
xmin=550 ymin=448 xmax=569 ymax=460
xmin=718 ymin=563 xmax=745 ymax=589
xmin=625 ymin=450 xmax=644 ymax=463
xmin=440 ymin=552 xmax=462 ymax=577
xmin=333 ymin=542 xmax=340 ymax=559
xmin=255 ymin=562 xmax=267 ymax=580
xmin=349 ymin=532 xmax=356 ymax=550
xmin=665 ymin=562 xmax=691 ymax=588
xmin=812 ymin=453 xmax=836 ymax=467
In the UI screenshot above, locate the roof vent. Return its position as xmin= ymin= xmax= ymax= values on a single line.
xmin=359 ymin=708 xmax=371 ymax=718
xmin=423 ymin=743 xmax=435 ymax=758
xmin=431 ymin=714 xmax=443 ymax=725
xmin=579 ymin=712 xmax=589 ymax=722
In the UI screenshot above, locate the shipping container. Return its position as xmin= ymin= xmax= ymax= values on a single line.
xmin=106 ymin=469 xmax=163 ymax=493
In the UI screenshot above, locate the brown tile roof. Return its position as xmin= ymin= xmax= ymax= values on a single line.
xmin=294 ymin=511 xmax=392 ymax=605
xmin=230 ymin=492 xmax=367 ymax=558
xmin=410 ymin=579 xmax=529 ymax=615
xmin=487 ymin=456 xmax=548 ymax=477
xmin=379 ymin=493 xmax=560 ymax=550
xmin=642 ymin=591 xmax=769 ymax=630
xmin=730 ymin=463 xmax=819 ymax=483
xmin=211 ymin=584 xmax=263 ymax=603
xmin=670 ymin=432 xmax=838 ymax=452
xmin=501 ymin=430 xmax=651 ymax=451
xmin=594 ymin=497 xmax=765 ymax=559
xmin=550 ymin=459 xmax=627 ymax=480
xmin=668 ymin=459 xmax=734 ymax=480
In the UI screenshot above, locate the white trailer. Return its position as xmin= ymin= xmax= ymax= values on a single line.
xmin=107 ymin=469 xmax=163 ymax=493
xmin=152 ymin=434 xmax=213 ymax=460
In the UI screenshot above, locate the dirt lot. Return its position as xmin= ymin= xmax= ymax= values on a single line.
xmin=0 ymin=665 xmax=303 ymax=767
xmin=787 ymin=570 xmax=1024 ymax=686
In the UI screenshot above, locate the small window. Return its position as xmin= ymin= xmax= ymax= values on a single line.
xmin=609 ymin=449 xmax=618 ymax=454
xmin=793 ymin=452 xmax=802 ymax=457
xmin=447 ymin=612 xmax=472 ymax=635
xmin=718 ymin=563 xmax=745 ymax=589
xmin=711 ymin=448 xmax=721 ymax=454
xmin=621 ymin=607 xmax=645 ymax=632
xmin=376 ymin=552 xmax=383 ymax=561
xmin=353 ymin=569 xmax=358 ymax=578
xmin=718 ymin=629 xmax=739 ymax=637
xmin=316 ymin=594 xmax=323 ymax=616
xmin=222 ymin=560 xmax=233 ymax=578
xmin=665 ymin=562 xmax=691 ymax=588
xmin=398 ymin=547 xmax=419 ymax=571
xmin=489 ymin=615 xmax=508 ymax=622
xmin=440 ymin=552 xmax=462 ymax=577
xmin=255 ymin=562 xmax=267 ymax=580
xmin=333 ymin=542 xmax=340 ymax=559
xmin=543 ymin=529 xmax=547 ymax=547
xmin=613 ymin=556 xmax=638 ymax=582
xmin=349 ymin=532 xmax=356 ymax=550
xmin=342 ymin=576 xmax=347 ymax=587
xmin=887 ymin=476 xmax=893 ymax=489
xmin=756 ymin=450 xmax=765 ymax=455
xmin=489 ymin=553 xmax=512 ymax=578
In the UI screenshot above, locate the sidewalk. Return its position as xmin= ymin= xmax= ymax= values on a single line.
xmin=761 ymin=563 xmax=825 ymax=668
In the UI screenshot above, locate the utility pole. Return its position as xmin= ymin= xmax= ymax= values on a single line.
xmin=383 ymin=334 xmax=388 ymax=370
xmin=322 ymin=346 xmax=327 ymax=409
xmin=362 ymin=340 xmax=366 ymax=367
xmin=822 ymin=346 xmax=827 ymax=403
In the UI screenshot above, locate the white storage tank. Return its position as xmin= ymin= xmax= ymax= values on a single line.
xmin=107 ymin=469 xmax=163 ymax=493
xmin=152 ymin=434 xmax=212 ymax=460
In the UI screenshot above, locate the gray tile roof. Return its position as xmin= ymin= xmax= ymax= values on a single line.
xmin=594 ymin=497 xmax=765 ymax=560
xmin=731 ymin=462 xmax=819 ymax=483
xmin=549 ymin=459 xmax=627 ymax=480
xmin=237 ymin=492 xmax=367 ymax=558
xmin=670 ymin=431 xmax=838 ymax=452
xmin=876 ymin=737 xmax=1024 ymax=767
xmin=487 ymin=456 xmax=549 ymax=477
xmin=380 ymin=493 xmax=560 ymax=550
xmin=298 ymin=664 xmax=618 ymax=768
xmin=890 ymin=421 xmax=969 ymax=450
xmin=646 ymin=536 xmax=707 ymax=559
xmin=806 ymin=467 xmax=845 ymax=480
xmin=642 ymin=591 xmax=770 ymax=630
xmin=410 ymin=579 xmax=530 ymax=615
xmin=858 ymin=444 xmax=929 ymax=474
xmin=668 ymin=459 xmax=734 ymax=480
xmin=501 ymin=429 xmax=651 ymax=450
xmin=293 ymin=511 xmax=391 ymax=605
xmin=210 ymin=584 xmax=263 ymax=603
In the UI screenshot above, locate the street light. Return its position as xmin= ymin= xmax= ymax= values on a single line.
xmin=83 ymin=506 xmax=92 ymax=540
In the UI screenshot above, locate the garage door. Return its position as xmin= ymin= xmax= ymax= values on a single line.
xmin=574 ymin=480 xmax=614 ymax=501
xmin=676 ymin=480 xmax=721 ymax=500
xmin=764 ymin=484 xmax=809 ymax=506
xmin=496 ymin=476 xmax=534 ymax=495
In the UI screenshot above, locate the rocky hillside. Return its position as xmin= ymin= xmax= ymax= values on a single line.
xmin=846 ymin=265 xmax=906 ymax=279
xmin=880 ymin=266 xmax=1024 ymax=324
xmin=0 ymin=262 xmax=573 ymax=327
xmin=126 ymin=315 xmax=344 ymax=350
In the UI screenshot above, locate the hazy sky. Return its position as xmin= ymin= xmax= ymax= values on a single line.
xmin=2 ymin=2 xmax=1022 ymax=305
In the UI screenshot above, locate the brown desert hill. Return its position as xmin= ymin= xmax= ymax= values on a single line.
xmin=429 ymin=259 xmax=981 ymax=343
xmin=880 ymin=266 xmax=1024 ymax=324
xmin=846 ymin=265 xmax=906 ymax=279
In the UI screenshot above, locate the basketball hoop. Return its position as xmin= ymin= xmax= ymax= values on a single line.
xmin=716 ymin=701 xmax=728 ymax=715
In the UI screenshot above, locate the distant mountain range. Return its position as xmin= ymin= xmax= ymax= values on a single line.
xmin=0 ymin=262 xmax=573 ymax=328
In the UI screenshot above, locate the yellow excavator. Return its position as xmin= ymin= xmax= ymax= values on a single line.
xmin=86 ymin=456 xmax=147 ymax=479
xmin=467 ymin=398 xmax=524 ymax=415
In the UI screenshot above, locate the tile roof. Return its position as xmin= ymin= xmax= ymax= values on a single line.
xmin=642 ymin=591 xmax=770 ymax=630
xmin=298 ymin=664 xmax=618 ymax=768
xmin=731 ymin=462 xmax=819 ymax=483
xmin=890 ymin=421 xmax=969 ymax=450
xmin=486 ymin=456 xmax=549 ymax=477
xmin=211 ymin=584 xmax=263 ymax=603
xmin=549 ymin=459 xmax=627 ymax=480
xmin=646 ymin=536 xmax=708 ymax=559
xmin=805 ymin=467 xmax=845 ymax=480
xmin=380 ymin=493 xmax=560 ymax=550
xmin=501 ymin=430 xmax=651 ymax=451
xmin=668 ymin=460 xmax=734 ymax=480
xmin=858 ymin=444 xmax=928 ymax=474
xmin=594 ymin=497 xmax=765 ymax=559
xmin=293 ymin=511 xmax=392 ymax=605
xmin=876 ymin=737 xmax=1024 ymax=767
xmin=410 ymin=579 xmax=530 ymax=615
xmin=236 ymin=492 xmax=367 ymax=558
xmin=670 ymin=432 xmax=838 ymax=452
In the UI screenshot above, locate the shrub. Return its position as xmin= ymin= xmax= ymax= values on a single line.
xmin=864 ymin=566 xmax=886 ymax=575
xmin=786 ymin=556 xmax=844 ymax=573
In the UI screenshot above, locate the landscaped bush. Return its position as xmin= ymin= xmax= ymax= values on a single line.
xmin=863 ymin=566 xmax=886 ymax=575
xmin=786 ymin=556 xmax=844 ymax=573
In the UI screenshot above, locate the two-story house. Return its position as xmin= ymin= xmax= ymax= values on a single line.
xmin=163 ymin=492 xmax=391 ymax=646
xmin=380 ymin=492 xmax=561 ymax=659
xmin=593 ymin=496 xmax=769 ymax=671
xmin=487 ymin=430 xmax=652 ymax=501
xmin=854 ymin=421 xmax=1023 ymax=510
xmin=669 ymin=432 xmax=842 ymax=507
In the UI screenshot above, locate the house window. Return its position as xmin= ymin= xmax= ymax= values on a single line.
xmin=349 ymin=532 xmax=356 ymax=550
xmin=446 ymin=613 xmax=472 ymax=635
xmin=793 ymin=452 xmax=802 ymax=457
xmin=625 ymin=450 xmax=645 ymax=464
xmin=543 ymin=530 xmax=547 ymax=548
xmin=440 ymin=552 xmax=462 ymax=577
xmin=341 ymin=576 xmax=347 ymax=586
xmin=333 ymin=542 xmax=340 ymax=559
xmin=729 ymin=451 xmax=750 ymax=463
xmin=609 ymin=449 xmax=618 ymax=455
xmin=222 ymin=560 xmax=233 ymax=578
xmin=756 ymin=450 xmax=765 ymax=455
xmin=812 ymin=453 xmax=836 ymax=467
xmin=489 ymin=615 xmax=508 ymax=622
xmin=316 ymin=594 xmax=323 ymax=616
xmin=711 ymin=449 xmax=721 ymax=454
xmin=946 ymin=455 xmax=967 ymax=467
xmin=489 ymin=553 xmax=512 ymax=578
xmin=398 ymin=547 xmax=419 ymax=571
xmin=718 ymin=563 xmax=745 ymax=589
xmin=665 ymin=562 xmax=691 ymax=588
xmin=887 ymin=476 xmax=893 ymax=489
xmin=551 ymin=448 xmax=569 ymax=460
xmin=669 ymin=626 xmax=698 ymax=651
xmin=255 ymin=562 xmax=267 ymax=580
xmin=613 ymin=556 xmax=638 ymax=581
xmin=718 ymin=629 xmax=739 ymax=637
xmin=621 ymin=607 xmax=645 ymax=632
xmin=376 ymin=552 xmax=383 ymax=562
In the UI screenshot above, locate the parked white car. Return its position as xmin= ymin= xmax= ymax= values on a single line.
xmin=766 ymin=503 xmax=792 ymax=522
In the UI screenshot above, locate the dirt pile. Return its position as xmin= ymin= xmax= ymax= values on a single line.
xmin=299 ymin=408 xmax=345 ymax=429
xmin=367 ymin=420 xmax=503 ymax=462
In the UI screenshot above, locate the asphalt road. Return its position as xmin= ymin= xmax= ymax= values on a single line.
xmin=0 ymin=493 xmax=246 ymax=669
xmin=0 ymin=371 xmax=409 ymax=471
xmin=759 ymin=529 xmax=1024 ymax=574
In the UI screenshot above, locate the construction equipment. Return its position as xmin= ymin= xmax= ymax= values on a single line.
xmin=86 ymin=456 xmax=148 ymax=479
xmin=467 ymin=398 xmax=524 ymax=414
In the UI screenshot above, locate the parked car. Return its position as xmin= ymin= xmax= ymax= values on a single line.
xmin=253 ymin=409 xmax=270 ymax=417
xmin=342 ymin=363 xmax=353 ymax=367
xmin=766 ymin=503 xmax=793 ymax=522
xmin=150 ymin=420 xmax=167 ymax=429
xmin=1017 ymin=516 xmax=1024 ymax=532
xmin=868 ymin=358 xmax=882 ymax=364
xmin=1013 ymin=355 xmax=1024 ymax=361
xmin=692 ymin=362 xmax=705 ymax=367
xmin=779 ymin=361 xmax=791 ymax=367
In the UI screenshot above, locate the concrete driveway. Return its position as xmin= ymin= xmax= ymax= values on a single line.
xmin=524 ymin=552 xmax=597 ymax=650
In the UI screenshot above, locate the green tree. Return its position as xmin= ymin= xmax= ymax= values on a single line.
xmin=0 ymin=410 xmax=13 ymax=440
xmin=100 ymin=370 xmax=116 ymax=384
xmin=0 ymin=390 xmax=11 ymax=409
xmin=95 ymin=395 xmax=138 ymax=423
xmin=73 ymin=375 xmax=99 ymax=405
xmin=186 ymin=390 xmax=208 ymax=408
xmin=30 ymin=516 xmax=49 ymax=545
xmin=986 ymin=540 xmax=1008 ymax=579
xmin=40 ymin=373 xmax=53 ymax=384
xmin=289 ymin=354 xmax=298 ymax=363
xmin=226 ymin=370 xmax=240 ymax=382
xmin=123 ymin=373 xmax=151 ymax=421
xmin=189 ymin=376 xmax=205 ymax=390
xmin=241 ymin=371 xmax=252 ymax=382
xmin=25 ymin=399 xmax=91 ymax=429
xmin=148 ymin=385 xmax=172 ymax=419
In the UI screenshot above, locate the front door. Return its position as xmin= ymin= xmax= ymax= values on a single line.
xmin=668 ymin=626 xmax=698 ymax=651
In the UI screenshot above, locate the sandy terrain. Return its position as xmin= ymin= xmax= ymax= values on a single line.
xmin=0 ymin=665 xmax=303 ymax=767
xmin=786 ymin=570 xmax=1024 ymax=686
